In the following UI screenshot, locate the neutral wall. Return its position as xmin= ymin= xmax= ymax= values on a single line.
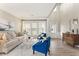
xmin=60 ymin=3 xmax=79 ymax=34
xmin=48 ymin=5 xmax=61 ymax=38
xmin=0 ymin=9 xmax=21 ymax=32
xmin=48 ymin=3 xmax=79 ymax=39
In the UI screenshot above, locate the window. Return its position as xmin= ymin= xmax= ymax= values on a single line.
xmin=22 ymin=20 xmax=47 ymax=36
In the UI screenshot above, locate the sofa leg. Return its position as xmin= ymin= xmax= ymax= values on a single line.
xmin=33 ymin=50 xmax=35 ymax=54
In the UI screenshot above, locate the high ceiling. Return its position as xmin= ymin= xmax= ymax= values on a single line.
xmin=0 ymin=3 xmax=56 ymax=19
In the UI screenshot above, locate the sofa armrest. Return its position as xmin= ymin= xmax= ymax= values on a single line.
xmin=16 ymin=36 xmax=25 ymax=42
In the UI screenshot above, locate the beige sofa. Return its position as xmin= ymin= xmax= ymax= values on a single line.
xmin=0 ymin=31 xmax=24 ymax=53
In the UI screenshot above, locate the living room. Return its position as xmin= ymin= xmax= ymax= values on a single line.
xmin=0 ymin=3 xmax=79 ymax=56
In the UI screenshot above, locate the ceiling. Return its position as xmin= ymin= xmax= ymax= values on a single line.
xmin=0 ymin=3 xmax=56 ymax=19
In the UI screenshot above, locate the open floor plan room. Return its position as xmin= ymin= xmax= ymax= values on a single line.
xmin=0 ymin=3 xmax=79 ymax=56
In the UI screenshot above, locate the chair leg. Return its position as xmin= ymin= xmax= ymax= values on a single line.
xmin=33 ymin=50 xmax=35 ymax=54
xmin=45 ymin=53 xmax=47 ymax=56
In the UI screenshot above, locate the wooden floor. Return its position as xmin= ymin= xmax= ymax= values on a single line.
xmin=50 ymin=39 xmax=79 ymax=56
xmin=0 ymin=39 xmax=79 ymax=56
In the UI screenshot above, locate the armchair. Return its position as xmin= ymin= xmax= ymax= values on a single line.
xmin=32 ymin=36 xmax=51 ymax=56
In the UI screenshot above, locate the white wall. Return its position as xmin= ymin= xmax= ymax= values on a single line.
xmin=48 ymin=3 xmax=79 ymax=39
xmin=60 ymin=3 xmax=79 ymax=34
xmin=0 ymin=9 xmax=21 ymax=32
xmin=48 ymin=5 xmax=61 ymax=38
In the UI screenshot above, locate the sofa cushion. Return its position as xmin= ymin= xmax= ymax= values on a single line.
xmin=0 ymin=32 xmax=3 ymax=40
xmin=5 ymin=33 xmax=12 ymax=41
xmin=7 ymin=31 xmax=16 ymax=38
xmin=3 ymin=31 xmax=16 ymax=41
